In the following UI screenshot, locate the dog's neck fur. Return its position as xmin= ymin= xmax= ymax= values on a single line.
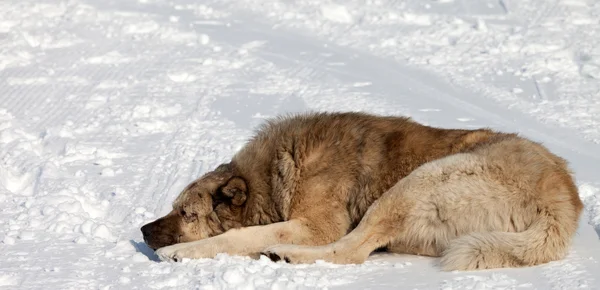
xmin=212 ymin=159 xmax=283 ymax=230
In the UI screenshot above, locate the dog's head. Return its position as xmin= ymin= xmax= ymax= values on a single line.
xmin=140 ymin=163 xmax=248 ymax=250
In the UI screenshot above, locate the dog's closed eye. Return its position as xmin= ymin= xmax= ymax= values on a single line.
xmin=180 ymin=209 xmax=198 ymax=222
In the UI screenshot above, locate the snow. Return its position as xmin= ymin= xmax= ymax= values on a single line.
xmin=320 ymin=4 xmax=354 ymax=24
xmin=1 ymin=0 xmax=600 ymax=289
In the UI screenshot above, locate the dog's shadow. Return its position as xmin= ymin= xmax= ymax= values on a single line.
xmin=130 ymin=240 xmax=160 ymax=262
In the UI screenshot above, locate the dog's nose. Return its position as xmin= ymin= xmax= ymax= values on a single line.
xmin=141 ymin=224 xmax=152 ymax=239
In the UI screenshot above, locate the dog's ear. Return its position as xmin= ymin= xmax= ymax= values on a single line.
xmin=216 ymin=177 xmax=247 ymax=206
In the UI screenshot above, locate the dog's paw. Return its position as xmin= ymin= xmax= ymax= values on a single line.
xmin=261 ymin=244 xmax=320 ymax=264
xmin=155 ymin=245 xmax=181 ymax=262
xmin=260 ymin=250 xmax=291 ymax=263
xmin=261 ymin=244 xmax=368 ymax=265
xmin=155 ymin=244 xmax=191 ymax=262
xmin=156 ymin=241 xmax=222 ymax=262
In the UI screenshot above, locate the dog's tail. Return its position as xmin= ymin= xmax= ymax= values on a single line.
xmin=440 ymin=176 xmax=582 ymax=271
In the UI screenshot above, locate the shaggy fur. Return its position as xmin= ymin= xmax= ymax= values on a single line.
xmin=141 ymin=112 xmax=583 ymax=271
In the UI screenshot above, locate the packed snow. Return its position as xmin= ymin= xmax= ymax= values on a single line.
xmin=1 ymin=0 xmax=599 ymax=289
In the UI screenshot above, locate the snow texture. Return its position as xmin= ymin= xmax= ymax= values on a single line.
xmin=1 ymin=0 xmax=600 ymax=289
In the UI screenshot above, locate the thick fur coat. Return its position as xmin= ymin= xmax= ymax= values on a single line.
xmin=141 ymin=112 xmax=583 ymax=271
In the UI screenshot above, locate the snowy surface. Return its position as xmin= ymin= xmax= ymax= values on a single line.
xmin=1 ymin=0 xmax=600 ymax=289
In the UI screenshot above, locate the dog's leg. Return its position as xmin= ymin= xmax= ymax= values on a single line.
xmin=156 ymin=211 xmax=349 ymax=262
xmin=260 ymin=176 xmax=416 ymax=264
xmin=155 ymin=219 xmax=301 ymax=261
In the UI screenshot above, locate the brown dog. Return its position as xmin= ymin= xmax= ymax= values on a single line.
xmin=141 ymin=112 xmax=583 ymax=271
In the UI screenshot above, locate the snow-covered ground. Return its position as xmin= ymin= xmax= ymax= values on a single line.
xmin=1 ymin=0 xmax=600 ymax=289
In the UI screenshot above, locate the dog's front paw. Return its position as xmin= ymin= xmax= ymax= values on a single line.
xmin=155 ymin=245 xmax=184 ymax=262
xmin=156 ymin=243 xmax=203 ymax=262
xmin=260 ymin=248 xmax=291 ymax=263
xmin=261 ymin=244 xmax=317 ymax=264
xmin=156 ymin=241 xmax=221 ymax=262
xmin=261 ymin=244 xmax=367 ymax=265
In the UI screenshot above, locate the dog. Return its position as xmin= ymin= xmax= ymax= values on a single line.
xmin=141 ymin=111 xmax=583 ymax=271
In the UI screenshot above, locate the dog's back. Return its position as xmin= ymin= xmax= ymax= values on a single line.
xmin=230 ymin=112 xmax=515 ymax=227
